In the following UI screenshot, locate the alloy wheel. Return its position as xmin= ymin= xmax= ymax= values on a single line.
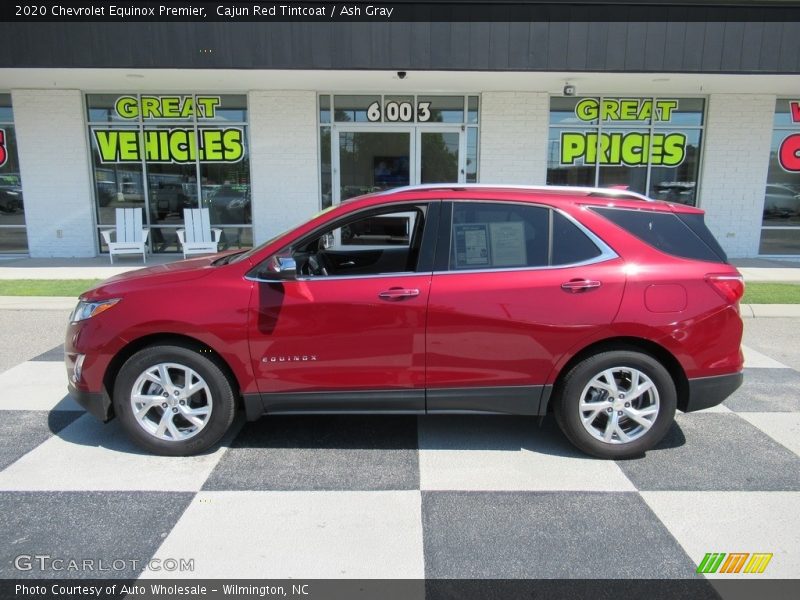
xmin=130 ymin=362 xmax=213 ymax=442
xmin=578 ymin=366 xmax=660 ymax=444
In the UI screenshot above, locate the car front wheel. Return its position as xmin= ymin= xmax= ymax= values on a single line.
xmin=554 ymin=350 xmax=677 ymax=459
xmin=113 ymin=345 xmax=236 ymax=456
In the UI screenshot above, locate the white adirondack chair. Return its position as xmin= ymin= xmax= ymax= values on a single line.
xmin=101 ymin=208 xmax=149 ymax=264
xmin=177 ymin=208 xmax=222 ymax=259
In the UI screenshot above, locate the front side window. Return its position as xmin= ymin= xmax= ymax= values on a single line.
xmin=87 ymin=94 xmax=251 ymax=254
xmin=547 ymin=97 xmax=704 ymax=205
xmin=760 ymin=99 xmax=800 ymax=255
xmin=265 ymin=205 xmax=428 ymax=279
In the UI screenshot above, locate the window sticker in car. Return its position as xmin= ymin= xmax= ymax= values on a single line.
xmin=489 ymin=222 xmax=527 ymax=267
xmin=453 ymin=223 xmax=490 ymax=268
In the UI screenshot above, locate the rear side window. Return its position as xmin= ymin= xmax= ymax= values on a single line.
xmin=450 ymin=202 xmax=549 ymax=269
xmin=591 ymin=207 xmax=726 ymax=263
xmin=675 ymin=212 xmax=729 ymax=263
xmin=552 ymin=211 xmax=603 ymax=265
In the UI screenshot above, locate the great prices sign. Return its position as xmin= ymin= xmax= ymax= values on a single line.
xmin=559 ymin=98 xmax=687 ymax=167
xmin=779 ymin=101 xmax=800 ymax=172
xmin=92 ymin=95 xmax=244 ymax=164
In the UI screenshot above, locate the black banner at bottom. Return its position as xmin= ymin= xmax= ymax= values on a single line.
xmin=2 ymin=579 xmax=799 ymax=600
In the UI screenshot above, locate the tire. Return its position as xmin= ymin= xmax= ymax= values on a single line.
xmin=113 ymin=345 xmax=237 ymax=456
xmin=553 ymin=350 xmax=677 ymax=459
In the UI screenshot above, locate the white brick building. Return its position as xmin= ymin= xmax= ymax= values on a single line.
xmin=0 ymin=70 xmax=799 ymax=259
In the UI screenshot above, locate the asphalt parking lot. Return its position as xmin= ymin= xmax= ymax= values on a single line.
xmin=0 ymin=308 xmax=798 ymax=581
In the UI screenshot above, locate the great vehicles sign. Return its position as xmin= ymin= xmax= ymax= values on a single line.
xmin=559 ymin=98 xmax=687 ymax=167
xmin=91 ymin=95 xmax=245 ymax=164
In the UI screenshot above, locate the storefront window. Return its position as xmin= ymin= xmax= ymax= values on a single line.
xmin=87 ymin=94 xmax=251 ymax=253
xmin=759 ymin=99 xmax=800 ymax=255
xmin=0 ymin=94 xmax=28 ymax=254
xmin=547 ymin=97 xmax=704 ymax=205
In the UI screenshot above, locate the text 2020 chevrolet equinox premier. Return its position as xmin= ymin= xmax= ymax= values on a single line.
xmin=66 ymin=185 xmax=744 ymax=458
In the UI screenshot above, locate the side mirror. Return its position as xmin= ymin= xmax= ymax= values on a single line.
xmin=256 ymin=255 xmax=297 ymax=281
xmin=276 ymin=256 xmax=297 ymax=277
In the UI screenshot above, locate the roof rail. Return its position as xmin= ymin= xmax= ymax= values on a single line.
xmin=381 ymin=183 xmax=654 ymax=202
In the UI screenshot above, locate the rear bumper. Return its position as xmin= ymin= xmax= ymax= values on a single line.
xmin=683 ymin=371 xmax=743 ymax=412
xmin=68 ymin=382 xmax=113 ymax=422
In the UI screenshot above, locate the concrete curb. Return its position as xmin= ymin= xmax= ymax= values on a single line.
xmin=0 ymin=297 xmax=799 ymax=318
xmin=0 ymin=297 xmax=76 ymax=310
xmin=742 ymin=303 xmax=800 ymax=318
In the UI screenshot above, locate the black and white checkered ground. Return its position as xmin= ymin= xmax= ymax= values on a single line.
xmin=0 ymin=343 xmax=798 ymax=580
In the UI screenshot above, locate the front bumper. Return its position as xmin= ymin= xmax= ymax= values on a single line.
xmin=68 ymin=381 xmax=113 ymax=422
xmin=683 ymin=371 xmax=744 ymax=412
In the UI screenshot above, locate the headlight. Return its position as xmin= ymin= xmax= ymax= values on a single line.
xmin=70 ymin=298 xmax=120 ymax=322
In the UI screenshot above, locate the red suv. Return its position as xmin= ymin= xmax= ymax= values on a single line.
xmin=66 ymin=185 xmax=744 ymax=459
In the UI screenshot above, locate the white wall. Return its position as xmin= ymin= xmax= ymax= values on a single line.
xmin=697 ymin=94 xmax=775 ymax=258
xmin=479 ymin=92 xmax=549 ymax=185
xmin=12 ymin=89 xmax=96 ymax=257
xmin=248 ymin=91 xmax=320 ymax=244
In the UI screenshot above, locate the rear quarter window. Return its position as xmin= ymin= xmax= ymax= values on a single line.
xmin=591 ymin=207 xmax=726 ymax=263
xmin=552 ymin=211 xmax=603 ymax=265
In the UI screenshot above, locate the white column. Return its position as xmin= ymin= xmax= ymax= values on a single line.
xmin=12 ymin=89 xmax=96 ymax=257
xmin=697 ymin=94 xmax=775 ymax=258
xmin=248 ymin=91 xmax=320 ymax=244
xmin=479 ymin=92 xmax=549 ymax=185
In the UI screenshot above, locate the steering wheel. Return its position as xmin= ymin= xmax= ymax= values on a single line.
xmin=304 ymin=254 xmax=328 ymax=277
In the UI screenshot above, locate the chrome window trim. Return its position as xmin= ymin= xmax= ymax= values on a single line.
xmin=245 ymin=270 xmax=428 ymax=284
xmin=244 ymin=249 xmax=620 ymax=283
xmin=244 ymin=203 xmax=618 ymax=283
xmin=244 ymin=198 xmax=620 ymax=283
xmin=432 ymin=254 xmax=617 ymax=276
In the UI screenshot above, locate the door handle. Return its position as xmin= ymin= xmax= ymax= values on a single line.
xmin=378 ymin=288 xmax=420 ymax=301
xmin=561 ymin=279 xmax=602 ymax=293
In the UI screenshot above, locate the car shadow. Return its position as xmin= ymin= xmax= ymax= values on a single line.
xmin=48 ymin=408 xmax=243 ymax=457
xmin=49 ymin=407 xmax=687 ymax=459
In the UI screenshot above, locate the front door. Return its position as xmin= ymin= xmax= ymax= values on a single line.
xmin=417 ymin=128 xmax=465 ymax=184
xmin=332 ymin=126 xmax=466 ymax=205
xmin=247 ymin=202 xmax=439 ymax=412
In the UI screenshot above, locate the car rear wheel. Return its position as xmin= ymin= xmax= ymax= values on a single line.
xmin=113 ymin=345 xmax=236 ymax=456
xmin=553 ymin=350 xmax=676 ymax=459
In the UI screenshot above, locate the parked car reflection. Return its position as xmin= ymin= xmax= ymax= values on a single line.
xmin=763 ymin=184 xmax=800 ymax=222
xmin=207 ymin=184 xmax=251 ymax=224
xmin=0 ymin=174 xmax=23 ymax=213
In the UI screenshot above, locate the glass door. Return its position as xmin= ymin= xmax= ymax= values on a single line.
xmin=417 ymin=128 xmax=465 ymax=185
xmin=333 ymin=128 xmax=414 ymax=204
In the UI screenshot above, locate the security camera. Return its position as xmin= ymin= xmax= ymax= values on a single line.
xmin=563 ymin=84 xmax=576 ymax=96
xmin=397 ymin=71 xmax=407 ymax=80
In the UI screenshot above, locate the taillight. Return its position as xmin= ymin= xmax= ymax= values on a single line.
xmin=705 ymin=273 xmax=745 ymax=304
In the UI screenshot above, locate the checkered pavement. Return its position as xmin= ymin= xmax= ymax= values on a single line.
xmin=0 ymin=343 xmax=798 ymax=581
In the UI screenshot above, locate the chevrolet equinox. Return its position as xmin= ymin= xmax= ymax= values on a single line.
xmin=66 ymin=185 xmax=745 ymax=458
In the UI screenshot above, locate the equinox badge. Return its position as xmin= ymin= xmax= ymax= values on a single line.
xmin=262 ymin=355 xmax=318 ymax=363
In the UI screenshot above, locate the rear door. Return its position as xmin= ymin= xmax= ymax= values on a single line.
xmin=425 ymin=200 xmax=626 ymax=414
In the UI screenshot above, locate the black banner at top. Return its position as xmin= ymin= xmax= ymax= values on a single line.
xmin=2 ymin=1 xmax=800 ymax=23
